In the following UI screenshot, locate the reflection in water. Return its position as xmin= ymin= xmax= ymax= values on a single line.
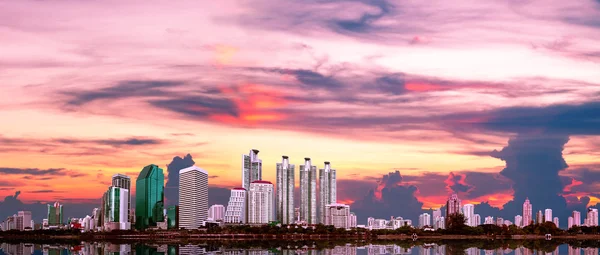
xmin=1 ymin=242 xmax=600 ymax=255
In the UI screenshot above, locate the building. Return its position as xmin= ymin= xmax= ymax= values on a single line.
xmin=419 ymin=213 xmax=431 ymax=228
xmin=276 ymin=156 xmax=295 ymax=224
xmin=319 ymin=161 xmax=337 ymax=224
xmin=544 ymin=209 xmax=552 ymax=223
xmin=536 ymin=210 xmax=544 ymax=224
xmin=446 ymin=194 xmax=461 ymax=217
xmin=103 ymin=186 xmax=131 ymax=230
xmin=515 ymin=215 xmax=523 ymax=227
xmin=17 ymin=211 xmax=32 ymax=230
xmin=484 ymin=216 xmax=494 ymax=225
xmin=568 ymin=216 xmax=574 ymax=229
xmin=573 ymin=211 xmax=581 ymax=226
xmin=179 ymin=166 xmax=209 ymax=229
xmin=135 ymin=164 xmax=165 ymax=230
xmin=112 ymin=174 xmax=131 ymax=223
xmin=496 ymin=217 xmax=504 ymax=226
xmin=586 ymin=208 xmax=598 ymax=226
xmin=435 ymin=216 xmax=445 ymax=229
xmin=224 ymin=188 xmax=247 ymax=224
xmin=324 ymin=203 xmax=350 ymax=229
xmin=463 ymin=204 xmax=474 ymax=226
xmin=47 ymin=202 xmax=63 ymax=226
xmin=432 ymin=209 xmax=442 ymax=223
xmin=242 ymin=149 xmax=262 ymax=190
xmin=522 ymin=198 xmax=532 ymax=226
xmin=348 ymin=212 xmax=357 ymax=228
xmin=248 ymin=181 xmax=274 ymax=224
xmin=299 ymin=157 xmax=318 ymax=225
xmin=167 ymin=206 xmax=179 ymax=229
xmin=208 ymin=204 xmax=225 ymax=222
xmin=553 ymin=217 xmax=559 ymax=228
xmin=473 ymin=214 xmax=481 ymax=226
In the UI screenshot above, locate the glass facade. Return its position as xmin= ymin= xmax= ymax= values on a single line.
xmin=135 ymin=164 xmax=165 ymax=230
xmin=47 ymin=202 xmax=63 ymax=226
xmin=167 ymin=206 xmax=178 ymax=229
xmin=300 ymin=158 xmax=317 ymax=224
xmin=242 ymin=149 xmax=262 ymax=190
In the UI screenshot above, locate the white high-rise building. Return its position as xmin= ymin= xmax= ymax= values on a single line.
xmin=446 ymin=194 xmax=461 ymax=217
xmin=16 ymin=211 xmax=32 ymax=230
xmin=179 ymin=166 xmax=209 ymax=229
xmin=419 ymin=213 xmax=431 ymax=228
xmin=224 ymin=188 xmax=247 ymax=224
xmin=324 ymin=203 xmax=350 ymax=229
xmin=586 ymin=208 xmax=598 ymax=226
xmin=242 ymin=149 xmax=262 ymax=190
xmin=300 ymin=157 xmax=318 ymax=224
xmin=104 ymin=186 xmax=131 ymax=230
xmin=463 ymin=204 xmax=475 ymax=226
xmin=111 ymin=174 xmax=131 ymax=224
xmin=208 ymin=204 xmax=225 ymax=222
xmin=544 ymin=209 xmax=552 ymax=222
xmin=553 ymin=217 xmax=559 ymax=228
xmin=433 ymin=208 xmax=443 ymax=229
xmin=484 ymin=216 xmax=494 ymax=225
xmin=473 ymin=214 xmax=481 ymax=226
xmin=568 ymin=216 xmax=574 ymax=229
xmin=319 ymin=161 xmax=336 ymax=224
xmin=276 ymin=156 xmax=295 ymax=224
xmin=348 ymin=212 xmax=357 ymax=228
xmin=515 ymin=215 xmax=523 ymax=227
xmin=248 ymin=181 xmax=274 ymax=224
xmin=573 ymin=211 xmax=581 ymax=226
xmin=523 ymin=198 xmax=532 ymax=226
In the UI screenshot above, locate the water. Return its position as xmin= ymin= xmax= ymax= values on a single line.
xmin=0 ymin=242 xmax=599 ymax=255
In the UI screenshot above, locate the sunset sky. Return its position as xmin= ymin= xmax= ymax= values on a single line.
xmin=1 ymin=0 xmax=600 ymax=223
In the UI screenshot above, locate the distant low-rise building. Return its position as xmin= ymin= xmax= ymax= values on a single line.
xmin=324 ymin=203 xmax=350 ymax=229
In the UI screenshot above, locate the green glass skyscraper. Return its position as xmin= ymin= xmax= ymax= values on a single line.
xmin=135 ymin=164 xmax=165 ymax=230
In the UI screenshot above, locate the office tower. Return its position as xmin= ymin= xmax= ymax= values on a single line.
xmin=484 ymin=216 xmax=494 ymax=224
xmin=446 ymin=193 xmax=461 ymax=217
xmin=112 ymin=174 xmax=131 ymax=223
xmin=135 ymin=164 xmax=165 ymax=230
xmin=276 ymin=156 xmax=295 ymax=224
xmin=463 ymin=204 xmax=474 ymax=226
xmin=522 ymin=198 xmax=532 ymax=226
xmin=248 ymin=180 xmax=274 ymax=224
xmin=17 ymin=211 xmax=32 ymax=230
xmin=553 ymin=217 xmax=559 ymax=228
xmin=242 ymin=149 xmax=262 ymax=190
xmin=545 ymin=209 xmax=552 ymax=222
xmin=104 ymin=186 xmax=131 ymax=230
xmin=435 ymin=217 xmax=445 ymax=229
xmin=515 ymin=215 xmax=523 ymax=227
xmin=179 ymin=166 xmax=209 ymax=229
xmin=419 ymin=213 xmax=431 ymax=227
xmin=324 ymin=203 xmax=350 ymax=229
xmin=536 ymin=210 xmax=543 ymax=224
xmin=474 ymin=214 xmax=481 ymax=226
xmin=47 ymin=202 xmax=63 ymax=226
xmin=300 ymin=157 xmax=318 ymax=224
xmin=167 ymin=206 xmax=179 ymax=229
xmin=319 ymin=161 xmax=337 ymax=224
xmin=586 ymin=208 xmax=598 ymax=226
xmin=208 ymin=204 xmax=225 ymax=221
xmin=433 ymin=208 xmax=442 ymax=223
xmin=573 ymin=211 xmax=581 ymax=226
xmin=568 ymin=216 xmax=574 ymax=229
xmin=224 ymin=188 xmax=247 ymax=224
xmin=348 ymin=212 xmax=357 ymax=228
xmin=496 ymin=217 xmax=504 ymax=226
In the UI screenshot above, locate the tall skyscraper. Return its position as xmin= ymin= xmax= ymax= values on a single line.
xmin=473 ymin=214 xmax=481 ymax=226
xmin=515 ymin=215 xmax=523 ymax=227
xmin=319 ymin=161 xmax=336 ymax=224
xmin=135 ymin=164 xmax=165 ymax=230
xmin=568 ymin=216 xmax=574 ymax=229
xmin=224 ymin=188 xmax=247 ymax=224
xmin=446 ymin=194 xmax=461 ymax=217
xmin=324 ymin=203 xmax=350 ymax=229
xmin=433 ymin=208 xmax=442 ymax=228
xmin=104 ymin=186 xmax=131 ymax=230
xmin=208 ymin=204 xmax=225 ymax=222
xmin=573 ymin=211 xmax=581 ymax=226
xmin=463 ymin=204 xmax=474 ymax=226
xmin=536 ymin=210 xmax=544 ymax=224
xmin=586 ymin=208 xmax=598 ymax=226
xmin=276 ymin=156 xmax=295 ymax=224
xmin=111 ymin=174 xmax=131 ymax=226
xmin=179 ymin=166 xmax=209 ymax=229
xmin=248 ymin=180 xmax=274 ymax=224
xmin=242 ymin=149 xmax=262 ymax=190
xmin=544 ymin=209 xmax=552 ymax=222
xmin=300 ymin=157 xmax=318 ymax=224
xmin=47 ymin=202 xmax=63 ymax=226
xmin=522 ymin=198 xmax=532 ymax=226
xmin=17 ymin=211 xmax=32 ymax=230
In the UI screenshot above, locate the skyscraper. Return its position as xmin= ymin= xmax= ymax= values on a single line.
xmin=242 ymin=149 xmax=262 ymax=190
xmin=586 ymin=208 xmax=598 ymax=226
xmin=553 ymin=217 xmax=559 ymax=228
xmin=300 ymin=157 xmax=318 ymax=224
xmin=47 ymin=202 xmax=63 ymax=226
xmin=276 ymin=156 xmax=295 ymax=224
xmin=446 ymin=194 xmax=461 ymax=217
xmin=515 ymin=215 xmax=523 ymax=227
xmin=111 ymin=174 xmax=131 ymax=225
xmin=463 ymin=204 xmax=474 ymax=226
xmin=473 ymin=214 xmax=481 ymax=226
xmin=419 ymin=213 xmax=431 ymax=228
xmin=573 ymin=211 xmax=581 ymax=226
xmin=536 ymin=210 xmax=543 ymax=224
xmin=179 ymin=166 xmax=209 ymax=229
xmin=319 ymin=161 xmax=336 ymax=224
xmin=17 ymin=211 xmax=32 ymax=230
xmin=522 ymin=198 xmax=532 ymax=226
xmin=224 ymin=188 xmax=247 ymax=224
xmin=324 ymin=203 xmax=350 ymax=229
xmin=433 ymin=208 xmax=442 ymax=228
xmin=135 ymin=164 xmax=165 ymax=230
xmin=348 ymin=212 xmax=357 ymax=228
xmin=248 ymin=180 xmax=274 ymax=224
xmin=208 ymin=204 xmax=225 ymax=222
xmin=104 ymin=186 xmax=131 ymax=230
xmin=544 ymin=209 xmax=552 ymax=222
xmin=568 ymin=216 xmax=574 ymax=229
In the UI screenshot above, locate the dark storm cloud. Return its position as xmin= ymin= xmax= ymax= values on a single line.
xmin=63 ymin=80 xmax=182 ymax=106
xmin=292 ymin=69 xmax=342 ymax=89
xmin=208 ymin=187 xmax=232 ymax=207
xmin=331 ymin=0 xmax=394 ymax=33
xmin=165 ymin=154 xmax=195 ymax=207
xmin=445 ymin=172 xmax=474 ymax=193
xmin=372 ymin=73 xmax=406 ymax=95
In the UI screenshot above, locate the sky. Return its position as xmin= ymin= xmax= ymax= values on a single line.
xmin=1 ymin=0 xmax=600 ymax=225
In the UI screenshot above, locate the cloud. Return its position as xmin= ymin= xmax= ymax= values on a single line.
xmin=0 ymin=168 xmax=66 ymax=176
xmin=0 ymin=191 xmax=98 ymax=223
xmin=62 ymin=80 xmax=183 ymax=107
xmin=164 ymin=154 xmax=196 ymax=207
xmin=332 ymin=0 xmax=394 ymax=33
xmin=445 ymin=172 xmax=474 ymax=194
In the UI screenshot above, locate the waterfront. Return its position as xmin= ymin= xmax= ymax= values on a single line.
xmin=1 ymin=241 xmax=600 ymax=255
